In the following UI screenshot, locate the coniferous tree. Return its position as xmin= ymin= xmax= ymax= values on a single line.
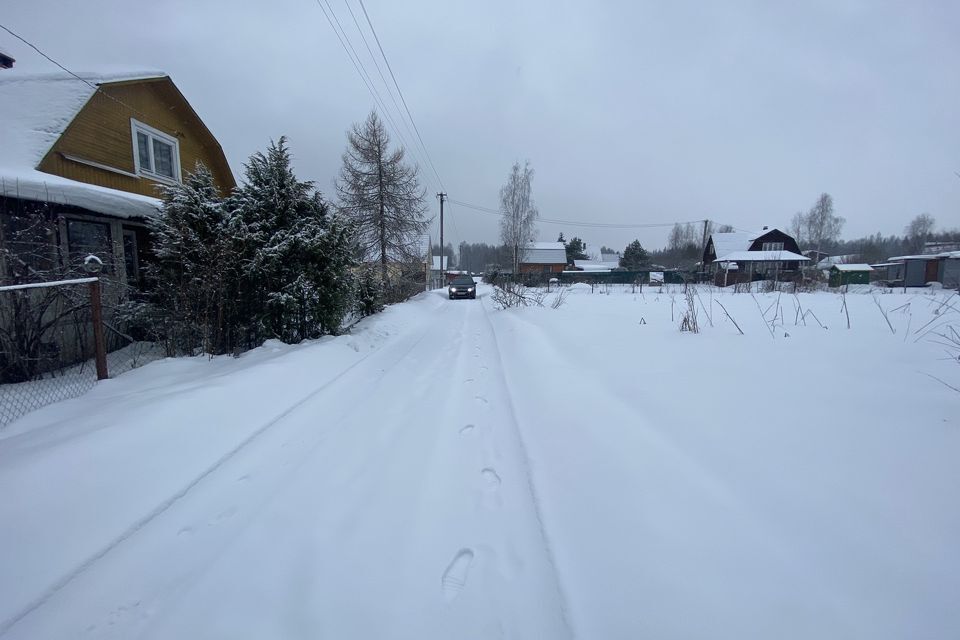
xmin=231 ymin=138 xmax=356 ymax=343
xmin=336 ymin=111 xmax=428 ymax=287
xmin=620 ymin=240 xmax=649 ymax=270
xmin=565 ymin=237 xmax=588 ymax=262
xmin=148 ymin=163 xmax=233 ymax=355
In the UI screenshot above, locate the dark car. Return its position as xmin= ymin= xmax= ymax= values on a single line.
xmin=448 ymin=276 xmax=477 ymax=299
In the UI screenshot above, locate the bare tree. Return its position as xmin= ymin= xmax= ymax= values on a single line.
xmin=904 ymin=213 xmax=935 ymax=253
xmin=498 ymin=161 xmax=539 ymax=274
xmin=337 ymin=111 xmax=428 ymax=285
xmin=803 ymin=193 xmax=844 ymax=256
xmin=789 ymin=210 xmax=806 ymax=247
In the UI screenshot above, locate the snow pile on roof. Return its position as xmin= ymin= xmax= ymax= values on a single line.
xmin=0 ymin=69 xmax=166 ymax=220
xmin=709 ymin=232 xmax=755 ymax=259
xmin=816 ymin=254 xmax=859 ymax=269
xmin=832 ymin=264 xmax=874 ymax=272
xmin=0 ymin=69 xmax=165 ymax=169
xmin=573 ymin=260 xmax=612 ymax=272
xmin=524 ymin=241 xmax=567 ymax=265
xmin=574 ymin=259 xmax=619 ymax=271
xmin=0 ymin=169 xmax=162 ymax=219
xmin=714 ymin=250 xmax=809 ymax=263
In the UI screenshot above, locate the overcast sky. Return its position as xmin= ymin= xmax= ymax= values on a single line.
xmin=4 ymin=0 xmax=958 ymax=253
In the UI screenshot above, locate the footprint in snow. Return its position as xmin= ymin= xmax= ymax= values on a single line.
xmin=481 ymin=468 xmax=501 ymax=489
xmin=459 ymin=424 xmax=475 ymax=435
xmin=441 ymin=548 xmax=475 ymax=602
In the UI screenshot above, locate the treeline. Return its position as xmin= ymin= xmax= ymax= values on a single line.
xmin=126 ymin=112 xmax=429 ymax=357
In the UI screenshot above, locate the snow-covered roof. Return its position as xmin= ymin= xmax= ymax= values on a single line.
xmin=887 ymin=254 xmax=941 ymax=261
xmin=0 ymin=169 xmax=162 ymax=219
xmin=0 ymin=69 xmax=166 ymax=170
xmin=573 ymin=260 xmax=612 ymax=272
xmin=815 ymin=254 xmax=859 ymax=269
xmin=714 ymin=250 xmax=809 ymax=263
xmin=887 ymin=252 xmax=959 ymax=261
xmin=831 ymin=264 xmax=873 ymax=272
xmin=523 ymin=242 xmax=567 ymax=265
xmin=709 ymin=232 xmax=755 ymax=259
xmin=574 ymin=259 xmax=618 ymax=271
xmin=0 ymin=69 xmax=168 ymax=220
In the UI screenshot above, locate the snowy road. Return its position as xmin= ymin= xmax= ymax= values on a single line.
xmin=2 ymin=284 xmax=958 ymax=639
xmin=0 ymin=288 xmax=572 ymax=639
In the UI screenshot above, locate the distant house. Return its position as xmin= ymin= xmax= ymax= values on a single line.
xmin=572 ymin=258 xmax=619 ymax=272
xmin=0 ymin=69 xmax=235 ymax=290
xmin=703 ymin=228 xmax=807 ymax=285
xmin=519 ymin=241 xmax=567 ymax=274
xmin=816 ymin=254 xmax=860 ymax=271
xmin=0 ymin=48 xmax=14 ymax=70
xmin=882 ymin=252 xmax=960 ymax=288
xmin=829 ymin=264 xmax=873 ymax=287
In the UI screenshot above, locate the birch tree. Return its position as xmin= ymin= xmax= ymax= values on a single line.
xmin=803 ymin=192 xmax=845 ymax=256
xmin=336 ymin=111 xmax=428 ymax=286
xmin=498 ymin=161 xmax=539 ymax=274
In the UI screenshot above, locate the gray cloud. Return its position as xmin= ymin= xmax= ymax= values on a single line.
xmin=4 ymin=0 xmax=958 ymax=253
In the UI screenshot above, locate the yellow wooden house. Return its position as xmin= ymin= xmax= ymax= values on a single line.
xmin=0 ymin=69 xmax=235 ymax=288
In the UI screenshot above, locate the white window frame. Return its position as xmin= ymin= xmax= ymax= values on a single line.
xmin=762 ymin=241 xmax=784 ymax=251
xmin=130 ymin=118 xmax=181 ymax=184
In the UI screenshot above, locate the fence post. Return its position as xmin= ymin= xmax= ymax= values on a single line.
xmin=89 ymin=279 xmax=108 ymax=380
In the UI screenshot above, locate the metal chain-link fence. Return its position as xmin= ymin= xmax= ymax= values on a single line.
xmin=0 ymin=279 xmax=164 ymax=428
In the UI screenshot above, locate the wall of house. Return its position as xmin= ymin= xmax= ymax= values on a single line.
xmin=36 ymin=78 xmax=235 ymax=198
xmin=748 ymin=229 xmax=801 ymax=255
xmin=938 ymin=259 xmax=959 ymax=289
xmin=904 ymin=260 xmax=931 ymax=287
xmin=518 ymin=263 xmax=565 ymax=274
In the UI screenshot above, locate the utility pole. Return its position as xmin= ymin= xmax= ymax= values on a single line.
xmin=437 ymin=192 xmax=446 ymax=275
xmin=700 ymin=219 xmax=710 ymax=282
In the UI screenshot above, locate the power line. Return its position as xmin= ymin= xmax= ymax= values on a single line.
xmin=0 ymin=22 xmax=154 ymax=121
xmin=313 ymin=0 xmax=431 ymax=183
xmin=357 ymin=0 xmax=445 ymax=192
xmin=341 ymin=0 xmax=422 ymax=163
xmin=447 ymin=198 xmax=707 ymax=230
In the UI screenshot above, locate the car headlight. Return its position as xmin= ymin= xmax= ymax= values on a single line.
xmin=450 ymin=287 xmax=457 ymax=292
xmin=468 ymin=287 xmax=474 ymax=291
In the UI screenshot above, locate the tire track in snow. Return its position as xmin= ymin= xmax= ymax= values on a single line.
xmin=477 ymin=295 xmax=577 ymax=639
xmin=0 ymin=314 xmax=443 ymax=638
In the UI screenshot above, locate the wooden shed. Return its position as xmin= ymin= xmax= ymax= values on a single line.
xmin=829 ymin=264 xmax=873 ymax=287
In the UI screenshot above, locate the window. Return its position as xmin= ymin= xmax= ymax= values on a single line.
xmin=131 ymin=119 xmax=180 ymax=182
xmin=123 ymin=229 xmax=140 ymax=286
xmin=762 ymin=242 xmax=784 ymax=251
xmin=67 ymin=220 xmax=113 ymax=273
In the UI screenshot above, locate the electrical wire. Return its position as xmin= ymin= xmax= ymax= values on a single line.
xmin=314 ymin=0 xmax=432 ymax=185
xmin=448 ymin=198 xmax=708 ymax=230
xmin=1 ymin=22 xmax=156 ymax=122
xmin=357 ymin=0 xmax=445 ymax=192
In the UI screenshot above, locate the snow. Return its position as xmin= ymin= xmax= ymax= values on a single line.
xmin=573 ymin=259 xmax=618 ymax=271
xmin=0 ymin=69 xmax=166 ymax=220
xmin=816 ymin=254 xmax=860 ymax=269
xmin=524 ymin=242 xmax=566 ymax=264
xmin=0 ymin=276 xmax=98 ymax=292
xmin=0 ymin=169 xmax=162 ymax=219
xmin=0 ymin=286 xmax=957 ymax=638
xmin=0 ymin=69 xmax=165 ymax=170
xmin=832 ymin=263 xmax=874 ymax=272
xmin=708 ymin=231 xmax=755 ymax=259
xmin=715 ymin=249 xmax=810 ymax=262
